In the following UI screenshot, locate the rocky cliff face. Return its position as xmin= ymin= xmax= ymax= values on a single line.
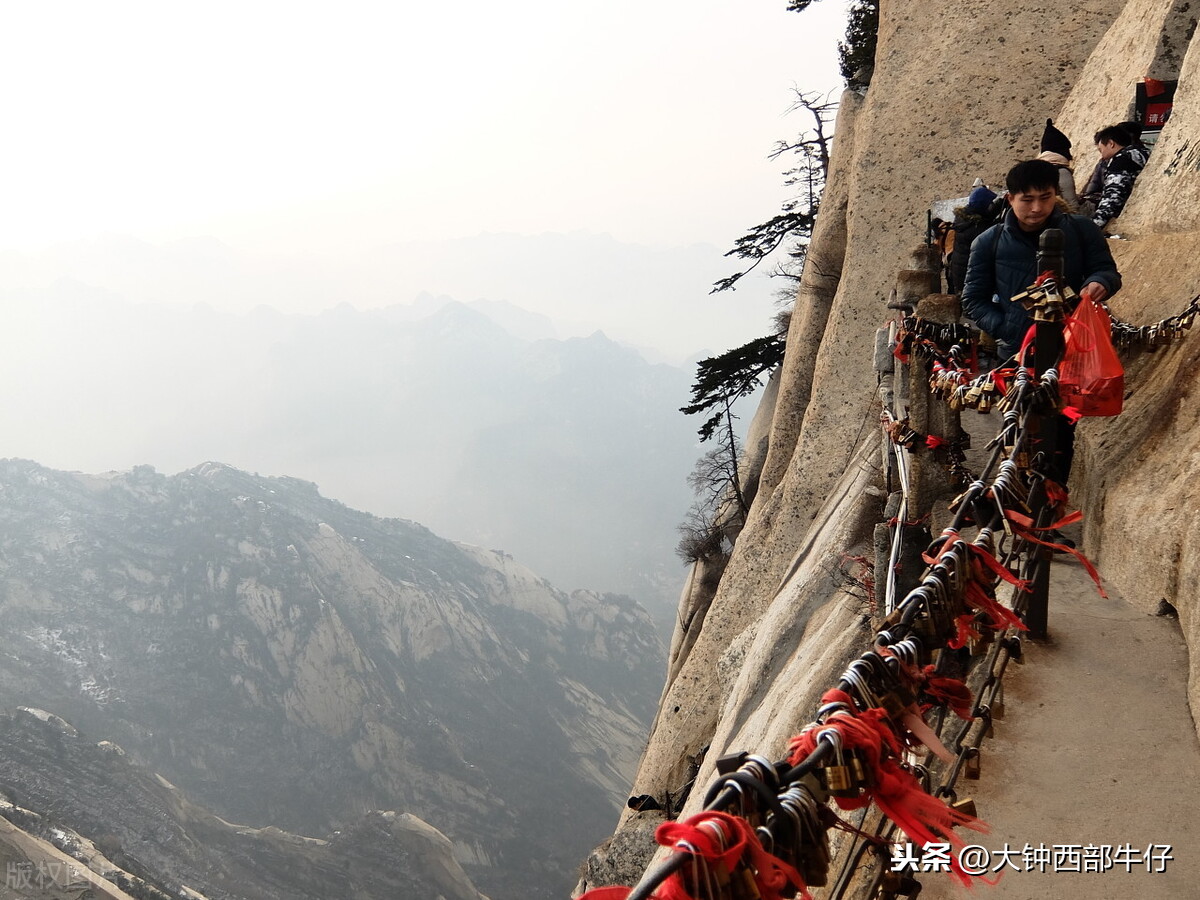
xmin=0 ymin=459 xmax=663 ymax=900
xmin=579 ymin=0 xmax=1200 ymax=890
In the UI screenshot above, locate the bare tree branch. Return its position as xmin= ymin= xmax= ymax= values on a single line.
xmin=712 ymin=89 xmax=836 ymax=294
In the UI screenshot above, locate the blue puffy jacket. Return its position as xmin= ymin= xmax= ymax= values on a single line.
xmin=960 ymin=208 xmax=1121 ymax=356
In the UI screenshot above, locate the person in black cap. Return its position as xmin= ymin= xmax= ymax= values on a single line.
xmin=1037 ymin=118 xmax=1080 ymax=210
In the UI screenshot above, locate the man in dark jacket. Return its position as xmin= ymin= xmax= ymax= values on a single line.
xmin=962 ymin=159 xmax=1121 ymax=496
xmin=961 ymin=159 xmax=1121 ymax=360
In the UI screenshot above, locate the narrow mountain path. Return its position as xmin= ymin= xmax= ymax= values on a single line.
xmin=920 ymin=553 xmax=1200 ymax=899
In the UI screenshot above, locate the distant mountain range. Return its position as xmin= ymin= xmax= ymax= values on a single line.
xmin=0 ymin=230 xmax=780 ymax=363
xmin=0 ymin=459 xmax=665 ymax=900
xmin=0 ymin=282 xmax=728 ymax=615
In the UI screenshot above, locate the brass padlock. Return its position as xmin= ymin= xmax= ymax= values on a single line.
xmin=951 ymin=797 xmax=978 ymax=819
xmin=1011 ymin=287 xmax=1037 ymax=310
xmin=797 ymin=833 xmax=831 ymax=887
xmin=791 ymin=792 xmax=831 ymax=887
xmin=965 ymin=748 xmax=981 ymax=780
xmin=969 ymin=625 xmax=993 ymax=657
xmin=878 ymin=871 xmax=922 ymax=899
xmin=848 ymin=750 xmax=869 ymax=789
xmin=977 ymin=381 xmax=996 ymax=412
xmin=909 ymin=613 xmax=939 ymax=645
xmin=711 ymin=860 xmax=733 ymax=893
xmin=823 ymin=762 xmax=852 ymax=794
xmin=823 ymin=747 xmax=869 ymax=798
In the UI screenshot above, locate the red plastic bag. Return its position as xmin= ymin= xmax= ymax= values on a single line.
xmin=1059 ymin=298 xmax=1124 ymax=416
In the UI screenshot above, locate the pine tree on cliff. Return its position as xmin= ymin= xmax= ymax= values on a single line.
xmin=786 ymin=0 xmax=879 ymax=84
xmin=710 ymin=0 xmax=878 ymax=296
xmin=677 ymin=0 xmax=878 ymax=561
xmin=680 ymin=334 xmax=785 ymax=443
xmin=711 ymin=90 xmax=834 ymax=296
xmin=676 ymin=335 xmax=784 ymax=562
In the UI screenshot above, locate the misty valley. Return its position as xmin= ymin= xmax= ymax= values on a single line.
xmin=0 ymin=458 xmax=665 ymax=900
xmin=0 ymin=271 xmax=735 ymax=899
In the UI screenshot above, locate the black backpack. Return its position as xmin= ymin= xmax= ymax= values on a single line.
xmin=946 ymin=198 xmax=1005 ymax=293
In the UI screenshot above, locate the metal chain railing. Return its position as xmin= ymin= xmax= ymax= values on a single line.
xmin=584 ymin=290 xmax=1198 ymax=900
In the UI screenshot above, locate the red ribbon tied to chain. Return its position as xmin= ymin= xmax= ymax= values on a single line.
xmin=655 ymin=812 xmax=810 ymax=900
xmin=1002 ymin=507 xmax=1108 ymax=598
xmin=580 ymin=811 xmax=810 ymax=900
xmin=921 ymin=664 xmax=974 ymax=720
xmin=787 ymin=690 xmax=989 ymax=886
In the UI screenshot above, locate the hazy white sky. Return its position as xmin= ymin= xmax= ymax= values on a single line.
xmin=0 ymin=0 xmax=847 ymax=257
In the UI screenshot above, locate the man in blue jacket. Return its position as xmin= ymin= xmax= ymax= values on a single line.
xmin=961 ymin=159 xmax=1121 ymax=360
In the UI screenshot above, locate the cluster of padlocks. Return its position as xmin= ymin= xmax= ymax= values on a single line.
xmin=1110 ymin=295 xmax=1199 ymax=350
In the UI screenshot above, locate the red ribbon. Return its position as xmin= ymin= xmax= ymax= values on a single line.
xmin=922 ymin=665 xmax=975 ymax=719
xmin=580 ymin=809 xmax=812 ymax=900
xmin=948 ymin=613 xmax=980 ymax=650
xmin=1004 ymin=508 xmax=1083 ymax=532
xmin=998 ymin=504 xmax=1107 ymax=597
xmin=965 ymin=580 xmax=1028 ymax=633
xmin=787 ymin=691 xmax=989 ymax=886
xmin=652 ymin=812 xmax=809 ymax=900
xmin=921 ymin=528 xmax=960 ymax=566
xmin=968 ymin=544 xmax=1031 ymax=592
xmin=1045 ymin=480 xmax=1070 ymax=506
xmin=1010 ymin=525 xmax=1108 ymax=598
